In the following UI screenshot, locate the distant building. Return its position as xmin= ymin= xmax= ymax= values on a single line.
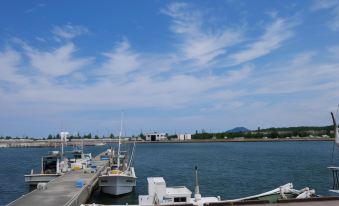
xmin=130 ymin=136 xmax=144 ymax=141
xmin=145 ymin=132 xmax=167 ymax=141
xmin=177 ymin=134 xmax=191 ymax=141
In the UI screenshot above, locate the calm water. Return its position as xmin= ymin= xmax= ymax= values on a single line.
xmin=0 ymin=141 xmax=339 ymax=205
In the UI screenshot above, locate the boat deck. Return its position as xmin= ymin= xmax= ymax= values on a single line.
xmin=8 ymin=151 xmax=109 ymax=206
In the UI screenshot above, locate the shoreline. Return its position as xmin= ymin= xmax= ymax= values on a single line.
xmin=0 ymin=137 xmax=334 ymax=148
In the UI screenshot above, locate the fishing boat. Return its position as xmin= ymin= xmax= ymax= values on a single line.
xmin=24 ymin=132 xmax=70 ymax=185
xmin=24 ymin=150 xmax=68 ymax=185
xmin=139 ymin=167 xmax=219 ymax=206
xmin=25 ymin=132 xmax=92 ymax=185
xmin=99 ymin=113 xmax=137 ymax=195
xmin=328 ymin=112 xmax=339 ymax=194
xmin=138 ymin=167 xmax=315 ymax=206
xmin=67 ymin=149 xmax=92 ymax=170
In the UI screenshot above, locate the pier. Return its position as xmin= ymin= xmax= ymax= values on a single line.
xmin=7 ymin=151 xmax=109 ymax=206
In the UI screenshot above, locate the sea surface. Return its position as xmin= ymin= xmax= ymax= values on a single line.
xmin=1 ymin=141 xmax=339 ymax=205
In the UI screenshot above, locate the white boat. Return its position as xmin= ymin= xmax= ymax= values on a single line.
xmin=328 ymin=112 xmax=339 ymax=194
xmin=99 ymin=112 xmax=137 ymax=195
xmin=139 ymin=167 xmax=219 ymax=206
xmin=24 ymin=132 xmax=70 ymax=185
xmin=25 ymin=132 xmax=92 ymax=185
xmin=24 ymin=150 xmax=68 ymax=185
xmin=138 ymin=167 xmax=315 ymax=206
xmin=68 ymin=149 xmax=92 ymax=170
xmin=99 ymin=165 xmax=137 ymax=195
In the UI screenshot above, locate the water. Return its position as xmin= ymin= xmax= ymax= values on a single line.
xmin=0 ymin=141 xmax=338 ymax=205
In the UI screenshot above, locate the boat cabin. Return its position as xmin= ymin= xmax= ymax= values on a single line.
xmin=42 ymin=152 xmax=62 ymax=174
xmin=139 ymin=177 xmax=192 ymax=205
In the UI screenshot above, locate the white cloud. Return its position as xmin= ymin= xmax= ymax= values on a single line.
xmin=25 ymin=3 xmax=45 ymax=13
xmin=100 ymin=39 xmax=140 ymax=77
xmin=0 ymin=49 xmax=21 ymax=80
xmin=52 ymin=23 xmax=89 ymax=39
xmin=0 ymin=49 xmax=28 ymax=85
xmin=162 ymin=2 xmax=244 ymax=67
xmin=290 ymin=52 xmax=315 ymax=66
xmin=35 ymin=36 xmax=46 ymax=42
xmin=327 ymin=45 xmax=339 ymax=57
xmin=311 ymin=0 xmax=339 ymax=10
xmin=249 ymin=51 xmax=339 ymax=95
xmin=162 ymin=3 xmax=297 ymax=69
xmin=228 ymin=18 xmax=296 ymax=65
xmin=25 ymin=43 xmax=91 ymax=77
xmin=311 ymin=0 xmax=339 ymax=31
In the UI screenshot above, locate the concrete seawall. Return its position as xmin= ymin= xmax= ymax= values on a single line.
xmin=0 ymin=137 xmax=334 ymax=148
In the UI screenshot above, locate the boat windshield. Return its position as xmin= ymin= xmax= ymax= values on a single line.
xmin=43 ymin=156 xmax=58 ymax=174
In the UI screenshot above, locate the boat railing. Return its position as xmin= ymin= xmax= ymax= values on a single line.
xmin=328 ymin=166 xmax=339 ymax=191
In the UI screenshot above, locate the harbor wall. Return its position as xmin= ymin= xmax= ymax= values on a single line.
xmin=0 ymin=137 xmax=333 ymax=148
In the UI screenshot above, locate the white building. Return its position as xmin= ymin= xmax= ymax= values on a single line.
xmin=177 ymin=134 xmax=191 ymax=141
xmin=145 ymin=132 xmax=167 ymax=141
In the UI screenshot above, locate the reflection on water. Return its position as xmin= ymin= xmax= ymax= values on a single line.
xmin=89 ymin=187 xmax=139 ymax=205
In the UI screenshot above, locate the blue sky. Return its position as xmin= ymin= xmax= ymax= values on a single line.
xmin=1 ymin=0 xmax=339 ymax=137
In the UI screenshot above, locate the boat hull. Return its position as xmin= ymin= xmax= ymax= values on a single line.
xmin=99 ymin=175 xmax=136 ymax=195
xmin=24 ymin=174 xmax=61 ymax=185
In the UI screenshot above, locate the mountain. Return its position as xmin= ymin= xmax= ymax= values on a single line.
xmin=227 ymin=127 xmax=250 ymax=133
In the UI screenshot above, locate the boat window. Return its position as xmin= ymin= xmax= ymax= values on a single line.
xmin=43 ymin=156 xmax=57 ymax=174
xmin=73 ymin=153 xmax=82 ymax=159
xmin=174 ymin=197 xmax=186 ymax=202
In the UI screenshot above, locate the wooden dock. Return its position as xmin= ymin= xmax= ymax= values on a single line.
xmin=8 ymin=151 xmax=109 ymax=206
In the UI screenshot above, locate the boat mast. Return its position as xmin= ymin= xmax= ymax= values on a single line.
xmin=117 ymin=111 xmax=123 ymax=169
xmin=194 ymin=166 xmax=201 ymax=201
xmin=127 ymin=141 xmax=136 ymax=170
xmin=60 ymin=132 xmax=69 ymax=157
xmin=41 ymin=157 xmax=44 ymax=174
xmin=81 ymin=134 xmax=84 ymax=157
xmin=331 ymin=112 xmax=339 ymax=146
xmin=61 ymin=132 xmax=64 ymax=156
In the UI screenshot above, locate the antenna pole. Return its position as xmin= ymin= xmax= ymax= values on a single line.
xmin=82 ymin=135 xmax=84 ymax=156
xmin=331 ymin=112 xmax=339 ymax=145
xmin=117 ymin=111 xmax=123 ymax=169
xmin=194 ymin=166 xmax=201 ymax=201
xmin=61 ymin=132 xmax=64 ymax=156
xmin=127 ymin=141 xmax=136 ymax=171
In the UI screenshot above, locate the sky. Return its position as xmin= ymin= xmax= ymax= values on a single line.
xmin=1 ymin=0 xmax=339 ymax=137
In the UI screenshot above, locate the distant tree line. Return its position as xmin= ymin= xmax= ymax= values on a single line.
xmin=192 ymin=125 xmax=334 ymax=139
xmin=0 ymin=136 xmax=34 ymax=140
xmin=46 ymin=133 xmax=116 ymax=140
xmin=0 ymin=133 xmax=116 ymax=140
